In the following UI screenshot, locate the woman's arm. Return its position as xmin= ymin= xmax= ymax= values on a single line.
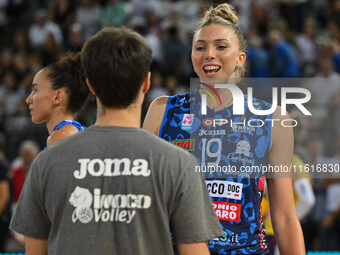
xmin=143 ymin=96 xmax=168 ymax=136
xmin=267 ymin=107 xmax=305 ymax=255
xmin=177 ymin=242 xmax=210 ymax=255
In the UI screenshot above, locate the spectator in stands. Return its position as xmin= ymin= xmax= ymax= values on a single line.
xmin=11 ymin=140 xmax=40 ymax=203
xmin=134 ymin=24 xmax=161 ymax=70
xmin=0 ymin=50 xmax=14 ymax=81
xmin=49 ymin=0 xmax=76 ymax=45
xmin=10 ymin=140 xmax=40 ymax=249
xmin=100 ymin=0 xmax=126 ymax=27
xmin=246 ymin=35 xmax=270 ymax=77
xmin=268 ymin=29 xmax=300 ymax=77
xmin=295 ymin=17 xmax=318 ymax=77
xmin=29 ymin=9 xmax=63 ymax=48
xmin=130 ymin=0 xmax=160 ymax=27
xmin=39 ymin=33 xmax=64 ymax=66
xmin=13 ymin=53 xmax=33 ymax=88
xmin=161 ymin=26 xmax=186 ymax=80
xmin=75 ymin=0 xmax=101 ymax=41
xmin=0 ymin=71 xmax=26 ymax=118
xmin=309 ymin=58 xmax=340 ymax=105
xmin=11 ymin=30 xmax=32 ymax=55
xmin=161 ymin=8 xmax=186 ymax=41
xmin=67 ymin=23 xmax=84 ymax=52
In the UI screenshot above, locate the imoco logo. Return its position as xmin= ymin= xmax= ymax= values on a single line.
xmin=201 ymin=84 xmax=311 ymax=116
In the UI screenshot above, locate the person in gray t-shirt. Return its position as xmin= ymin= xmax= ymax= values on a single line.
xmin=10 ymin=27 xmax=223 ymax=255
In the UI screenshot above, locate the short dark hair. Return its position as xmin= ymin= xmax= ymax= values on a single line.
xmin=45 ymin=52 xmax=89 ymax=114
xmin=81 ymin=27 xmax=152 ymax=108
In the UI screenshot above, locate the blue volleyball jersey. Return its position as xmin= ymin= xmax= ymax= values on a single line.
xmin=159 ymin=92 xmax=273 ymax=255
xmin=53 ymin=120 xmax=86 ymax=132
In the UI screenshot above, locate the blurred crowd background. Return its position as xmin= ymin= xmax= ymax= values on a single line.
xmin=0 ymin=0 xmax=339 ymax=253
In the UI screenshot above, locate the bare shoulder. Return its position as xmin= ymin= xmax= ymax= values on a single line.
xmin=46 ymin=125 xmax=79 ymax=147
xmin=143 ymin=96 xmax=169 ymax=136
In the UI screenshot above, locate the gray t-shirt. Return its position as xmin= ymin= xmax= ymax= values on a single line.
xmin=10 ymin=126 xmax=222 ymax=255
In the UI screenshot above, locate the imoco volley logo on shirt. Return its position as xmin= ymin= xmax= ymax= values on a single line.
xmin=69 ymin=158 xmax=152 ymax=224
xmin=69 ymin=186 xmax=152 ymax=224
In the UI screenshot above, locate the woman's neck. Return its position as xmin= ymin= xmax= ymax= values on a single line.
xmin=199 ymin=80 xmax=236 ymax=111
xmin=46 ymin=111 xmax=74 ymax=134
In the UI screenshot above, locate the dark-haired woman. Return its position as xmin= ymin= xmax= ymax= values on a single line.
xmin=26 ymin=53 xmax=88 ymax=146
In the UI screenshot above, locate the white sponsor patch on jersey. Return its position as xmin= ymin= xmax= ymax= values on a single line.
xmin=205 ymin=180 xmax=243 ymax=200
xmin=181 ymin=114 xmax=194 ymax=131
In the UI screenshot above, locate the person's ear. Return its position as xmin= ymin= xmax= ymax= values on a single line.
xmin=86 ymin=78 xmax=96 ymax=95
xmin=236 ymin=51 xmax=246 ymax=69
xmin=53 ymin=89 xmax=66 ymax=106
xmin=142 ymin=72 xmax=151 ymax=94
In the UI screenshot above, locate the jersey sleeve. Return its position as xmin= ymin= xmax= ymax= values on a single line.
xmin=10 ymin=158 xmax=51 ymax=239
xmin=169 ymin=155 xmax=223 ymax=244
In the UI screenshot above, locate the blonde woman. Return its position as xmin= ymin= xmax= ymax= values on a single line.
xmin=144 ymin=4 xmax=305 ymax=255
